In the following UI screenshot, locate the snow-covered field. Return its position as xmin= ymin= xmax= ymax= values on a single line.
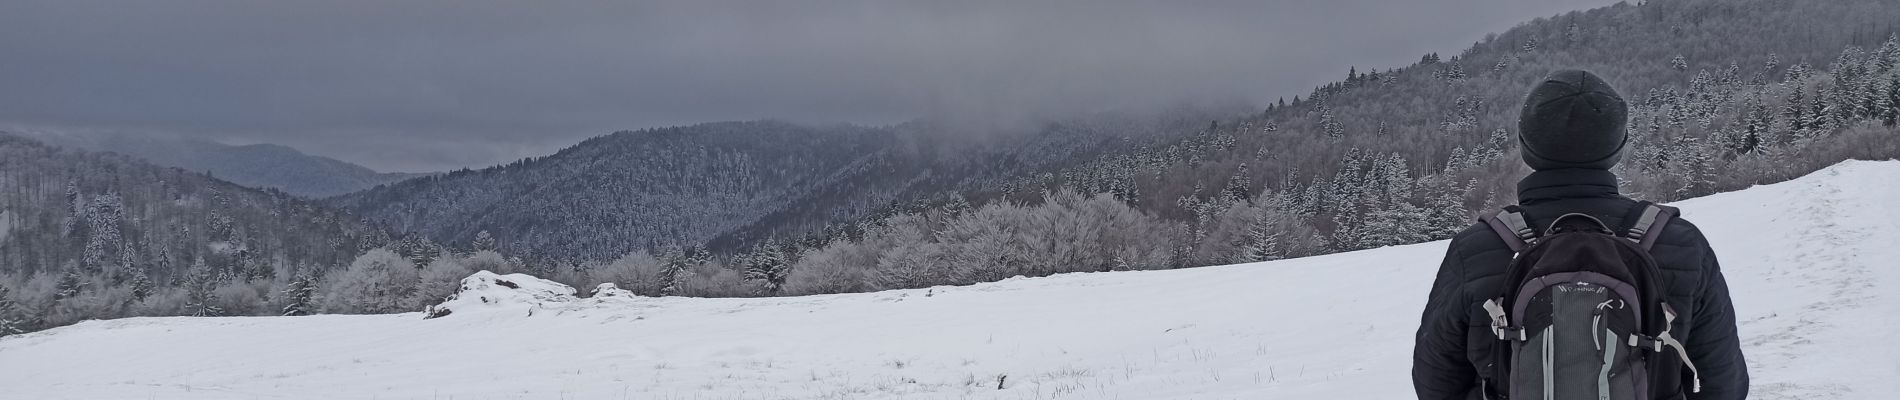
xmin=3 ymin=160 xmax=1898 ymax=400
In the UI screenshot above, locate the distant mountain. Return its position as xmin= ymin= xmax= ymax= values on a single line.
xmin=330 ymin=110 xmax=1234 ymax=260
xmin=0 ymin=132 xmax=385 ymax=330
xmin=19 ymin=132 xmax=424 ymax=198
xmin=336 ymin=0 xmax=1900 ymax=268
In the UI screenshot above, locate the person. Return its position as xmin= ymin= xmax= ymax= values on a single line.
xmin=1411 ymin=70 xmax=1748 ymax=399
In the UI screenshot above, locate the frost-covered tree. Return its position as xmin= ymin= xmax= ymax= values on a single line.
xmin=53 ymin=269 xmax=83 ymax=300
xmin=317 ymin=249 xmax=418 ymax=314
xmin=1359 ymin=201 xmax=1432 ymax=248
xmin=1223 ymin=164 xmax=1253 ymax=202
xmin=127 ymin=268 xmax=154 ymax=303
xmin=869 ymin=215 xmax=949 ymax=290
xmin=1234 ymin=208 xmax=1283 ymax=263
xmin=393 ymin=235 xmax=443 ymax=269
xmin=184 ymin=259 xmax=223 ymax=317
xmin=592 ymin=250 xmax=664 ymax=296
xmin=410 ymin=254 xmax=478 ymax=308
xmin=784 ymin=240 xmax=872 ymax=295
xmin=657 ymin=247 xmax=692 ymax=297
xmin=1318 ymin=107 xmax=1345 ymax=139
xmin=470 ymin=230 xmax=498 ymax=253
xmin=0 ymin=283 xmax=23 ymax=337
xmin=280 ymin=272 xmax=317 ymax=316
xmin=742 ymin=240 xmax=791 ymax=296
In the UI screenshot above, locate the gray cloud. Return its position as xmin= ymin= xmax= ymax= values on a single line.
xmin=0 ymin=0 xmax=1620 ymax=172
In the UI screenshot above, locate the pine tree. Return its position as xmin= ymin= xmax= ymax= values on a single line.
xmin=1318 ymin=107 xmax=1345 ymax=139
xmin=1671 ymin=54 xmax=1689 ymax=72
xmin=281 ymin=272 xmax=317 ymax=316
xmin=1675 ymin=138 xmax=1716 ymax=199
xmin=1785 ymin=87 xmax=1809 ymax=136
xmin=80 ymin=234 xmax=109 ymax=274
xmin=471 ymin=230 xmax=498 ymax=253
xmin=1786 ymin=62 xmax=1812 ymax=82
xmin=1376 ymin=153 xmax=1414 ymax=205
xmin=1877 ymin=74 xmax=1898 ymax=126
xmin=1443 ymin=62 xmax=1467 ymax=82
xmin=1223 ymin=164 xmax=1253 ymax=202
xmin=1493 ymin=55 xmax=1515 ymax=73
xmin=1877 ymin=34 xmax=1900 ymax=74
xmin=657 ymin=247 xmax=691 ymax=297
xmin=1810 ymin=85 xmax=1836 ymax=134
xmin=185 ymin=258 xmax=223 ymax=317
xmin=54 ymin=268 xmax=83 ymax=300
xmin=1424 ymin=178 xmax=1476 ymax=239
xmin=1485 ymin=128 xmax=1512 ymax=158
xmin=1733 ymin=95 xmax=1770 ymax=154
xmin=128 ymin=268 xmax=154 ymax=302
xmin=62 ymin=180 xmax=84 ymax=238
xmin=0 ymin=283 xmax=23 ymax=337
xmin=1359 ymin=201 xmax=1432 ymax=248
xmin=941 ymin=194 xmax=974 ymax=217
xmin=743 ymin=240 xmax=790 ymax=296
xmin=395 ymin=235 xmax=442 ymax=267
xmin=1235 ymin=208 xmax=1283 ymax=263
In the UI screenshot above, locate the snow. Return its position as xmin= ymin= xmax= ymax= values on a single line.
xmin=3 ymin=160 xmax=1899 ymax=400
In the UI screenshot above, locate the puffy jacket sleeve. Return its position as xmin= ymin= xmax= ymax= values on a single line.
xmin=1685 ymin=239 xmax=1749 ymax=400
xmin=1414 ymin=239 xmax=1476 ymax=400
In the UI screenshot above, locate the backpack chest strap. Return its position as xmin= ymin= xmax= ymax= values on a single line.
xmin=1482 ymin=298 xmax=1525 ymax=341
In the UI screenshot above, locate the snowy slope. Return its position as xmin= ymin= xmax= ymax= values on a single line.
xmin=3 ymin=160 xmax=1897 ymax=400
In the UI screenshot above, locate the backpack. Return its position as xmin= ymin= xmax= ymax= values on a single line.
xmin=1478 ymin=202 xmax=1701 ymax=400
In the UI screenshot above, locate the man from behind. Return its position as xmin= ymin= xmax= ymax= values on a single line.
xmin=1412 ymin=70 xmax=1748 ymax=400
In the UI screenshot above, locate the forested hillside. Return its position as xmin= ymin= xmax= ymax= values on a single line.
xmin=602 ymin=0 xmax=1900 ymax=297
xmin=333 ymin=111 xmax=1230 ymax=261
xmin=1004 ymin=0 xmax=1900 ymax=260
xmin=0 ymin=134 xmax=384 ymax=333
xmin=19 ymin=131 xmax=423 ymax=198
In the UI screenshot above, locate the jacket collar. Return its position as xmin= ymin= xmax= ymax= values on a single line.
xmin=1516 ymin=168 xmax=1621 ymax=204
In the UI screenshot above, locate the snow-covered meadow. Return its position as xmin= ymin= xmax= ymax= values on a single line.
xmin=2 ymin=160 xmax=1897 ymax=399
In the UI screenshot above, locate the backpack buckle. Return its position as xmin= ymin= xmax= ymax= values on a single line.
xmin=1482 ymin=298 xmax=1524 ymax=341
xmin=1494 ymin=326 xmax=1526 ymax=341
xmin=1628 ymin=334 xmax=1664 ymax=352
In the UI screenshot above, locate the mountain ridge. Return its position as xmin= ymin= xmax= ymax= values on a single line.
xmin=15 ymin=130 xmax=425 ymax=198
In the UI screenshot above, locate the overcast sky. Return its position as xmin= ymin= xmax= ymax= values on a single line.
xmin=0 ymin=0 xmax=1621 ymax=172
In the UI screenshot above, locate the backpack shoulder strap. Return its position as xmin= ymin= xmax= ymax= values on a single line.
xmin=1621 ymin=201 xmax=1680 ymax=251
xmin=1483 ymin=205 xmax=1537 ymax=252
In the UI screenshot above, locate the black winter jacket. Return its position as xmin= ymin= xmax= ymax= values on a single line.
xmin=1412 ymin=169 xmax=1748 ymax=400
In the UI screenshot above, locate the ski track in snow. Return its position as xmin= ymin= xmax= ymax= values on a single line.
xmin=2 ymin=160 xmax=1898 ymax=400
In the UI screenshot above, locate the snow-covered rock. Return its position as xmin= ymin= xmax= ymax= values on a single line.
xmin=423 ymin=271 xmax=578 ymax=319
xmin=589 ymin=282 xmax=635 ymax=298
